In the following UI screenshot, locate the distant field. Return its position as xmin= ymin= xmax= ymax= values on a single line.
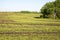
xmin=0 ymin=12 xmax=60 ymax=40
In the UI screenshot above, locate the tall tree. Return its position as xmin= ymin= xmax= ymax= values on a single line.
xmin=41 ymin=0 xmax=60 ymax=19
xmin=54 ymin=0 xmax=60 ymax=18
xmin=41 ymin=2 xmax=55 ymax=18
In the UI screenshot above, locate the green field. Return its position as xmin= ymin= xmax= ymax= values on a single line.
xmin=0 ymin=12 xmax=60 ymax=40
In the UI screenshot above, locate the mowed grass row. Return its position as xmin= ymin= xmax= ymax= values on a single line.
xmin=0 ymin=13 xmax=60 ymax=32
xmin=2 ymin=13 xmax=60 ymax=25
xmin=0 ymin=24 xmax=60 ymax=32
xmin=0 ymin=33 xmax=60 ymax=40
xmin=0 ymin=13 xmax=60 ymax=40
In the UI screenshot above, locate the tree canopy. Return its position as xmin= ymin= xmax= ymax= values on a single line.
xmin=41 ymin=0 xmax=60 ymax=19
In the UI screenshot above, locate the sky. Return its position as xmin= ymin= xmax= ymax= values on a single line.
xmin=0 ymin=0 xmax=55 ymax=12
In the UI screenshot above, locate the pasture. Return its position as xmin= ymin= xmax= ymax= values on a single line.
xmin=0 ymin=12 xmax=60 ymax=40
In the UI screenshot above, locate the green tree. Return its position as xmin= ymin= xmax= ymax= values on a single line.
xmin=55 ymin=0 xmax=60 ymax=18
xmin=41 ymin=2 xmax=55 ymax=18
xmin=41 ymin=0 xmax=60 ymax=19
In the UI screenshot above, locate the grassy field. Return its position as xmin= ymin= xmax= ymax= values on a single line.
xmin=0 ymin=12 xmax=60 ymax=40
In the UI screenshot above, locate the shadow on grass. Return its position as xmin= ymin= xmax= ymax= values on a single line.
xmin=34 ymin=17 xmax=41 ymax=19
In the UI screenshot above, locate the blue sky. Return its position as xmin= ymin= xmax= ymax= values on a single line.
xmin=0 ymin=0 xmax=54 ymax=12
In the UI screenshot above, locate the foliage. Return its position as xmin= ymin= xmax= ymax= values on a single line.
xmin=20 ymin=11 xmax=31 ymax=13
xmin=41 ymin=0 xmax=60 ymax=19
xmin=41 ymin=2 xmax=55 ymax=18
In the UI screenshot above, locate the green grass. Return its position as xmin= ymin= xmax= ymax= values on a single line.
xmin=0 ymin=12 xmax=60 ymax=40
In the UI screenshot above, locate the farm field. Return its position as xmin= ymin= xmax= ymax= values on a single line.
xmin=0 ymin=12 xmax=60 ymax=40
